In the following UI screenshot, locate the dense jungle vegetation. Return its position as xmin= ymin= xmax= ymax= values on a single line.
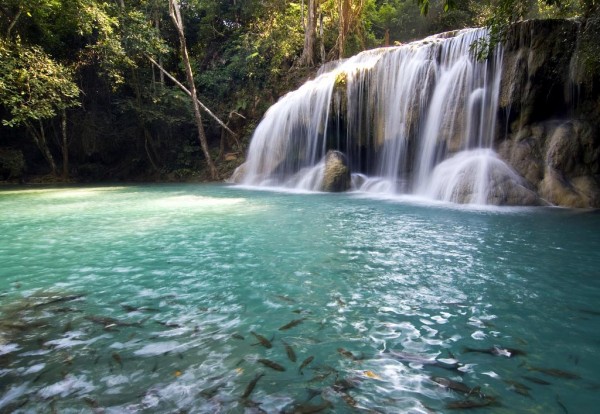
xmin=0 ymin=0 xmax=597 ymax=183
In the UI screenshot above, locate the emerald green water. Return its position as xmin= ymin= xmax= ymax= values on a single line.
xmin=1 ymin=184 xmax=599 ymax=413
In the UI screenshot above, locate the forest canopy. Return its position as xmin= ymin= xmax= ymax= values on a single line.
xmin=0 ymin=0 xmax=597 ymax=182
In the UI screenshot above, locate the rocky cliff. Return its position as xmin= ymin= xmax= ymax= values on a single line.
xmin=497 ymin=18 xmax=600 ymax=207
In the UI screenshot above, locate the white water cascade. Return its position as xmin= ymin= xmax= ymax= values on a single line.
xmin=237 ymin=28 xmax=533 ymax=205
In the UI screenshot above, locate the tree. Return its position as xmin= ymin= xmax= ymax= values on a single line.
xmin=0 ymin=38 xmax=80 ymax=176
xmin=168 ymin=0 xmax=218 ymax=179
xmin=299 ymin=0 xmax=319 ymax=66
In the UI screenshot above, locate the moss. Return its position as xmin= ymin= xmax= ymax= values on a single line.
xmin=334 ymin=71 xmax=347 ymax=91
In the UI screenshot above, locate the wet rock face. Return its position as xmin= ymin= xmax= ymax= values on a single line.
xmin=496 ymin=19 xmax=600 ymax=208
xmin=321 ymin=150 xmax=351 ymax=192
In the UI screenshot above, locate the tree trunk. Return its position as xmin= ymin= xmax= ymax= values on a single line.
xmin=298 ymin=0 xmax=317 ymax=66
xmin=61 ymin=109 xmax=69 ymax=178
xmin=25 ymin=120 xmax=57 ymax=176
xmin=169 ymin=0 xmax=218 ymax=180
xmin=338 ymin=0 xmax=351 ymax=59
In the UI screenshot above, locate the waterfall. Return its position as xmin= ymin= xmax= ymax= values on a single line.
xmin=237 ymin=28 xmax=531 ymax=205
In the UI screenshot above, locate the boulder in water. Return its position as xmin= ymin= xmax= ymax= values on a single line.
xmin=228 ymin=162 xmax=247 ymax=184
xmin=426 ymin=149 xmax=545 ymax=206
xmin=321 ymin=150 xmax=351 ymax=192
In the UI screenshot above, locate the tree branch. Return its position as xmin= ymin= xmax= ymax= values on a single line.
xmin=146 ymin=55 xmax=238 ymax=138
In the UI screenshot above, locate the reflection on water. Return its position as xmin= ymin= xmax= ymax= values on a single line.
xmin=0 ymin=184 xmax=599 ymax=413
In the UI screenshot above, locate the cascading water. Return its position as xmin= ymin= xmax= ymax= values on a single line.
xmin=237 ymin=28 xmax=533 ymax=205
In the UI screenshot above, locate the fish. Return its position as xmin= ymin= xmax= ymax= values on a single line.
xmin=82 ymin=396 xmax=100 ymax=408
xmin=121 ymin=304 xmax=159 ymax=313
xmin=503 ymin=379 xmax=531 ymax=397
xmin=445 ymin=397 xmax=496 ymax=409
xmin=463 ymin=346 xmax=526 ymax=357
xmin=85 ymin=315 xmax=140 ymax=328
xmin=242 ymin=372 xmax=265 ymax=399
xmin=231 ymin=333 xmax=245 ymax=340
xmin=199 ymin=382 xmax=226 ymax=399
xmin=337 ymin=347 xmax=362 ymax=361
xmin=528 ymin=366 xmax=580 ymax=379
xmin=388 ymin=350 xmax=460 ymax=371
xmin=112 ymin=352 xmax=123 ymax=368
xmin=155 ymin=321 xmax=182 ymax=328
xmin=274 ymin=294 xmax=296 ymax=303
xmin=522 ymin=375 xmax=552 ymax=385
xmin=431 ymin=376 xmax=472 ymax=395
xmin=250 ymin=331 xmax=272 ymax=348
xmin=340 ymin=392 xmax=358 ymax=407
xmin=333 ymin=377 xmax=360 ymax=391
xmin=32 ymin=294 xmax=85 ymax=309
xmin=308 ymin=371 xmax=333 ymax=383
xmin=63 ymin=321 xmax=72 ymax=333
xmin=282 ymin=340 xmax=297 ymax=362
xmin=556 ymin=394 xmax=569 ymax=414
xmin=278 ymin=318 xmax=306 ymax=331
xmin=299 ymin=355 xmax=315 ymax=375
xmin=258 ymin=358 xmax=286 ymax=371
xmin=291 ymin=400 xmax=333 ymax=413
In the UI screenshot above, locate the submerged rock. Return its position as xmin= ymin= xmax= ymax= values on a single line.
xmin=321 ymin=150 xmax=351 ymax=192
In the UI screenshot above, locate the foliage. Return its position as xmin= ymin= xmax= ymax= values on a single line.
xmin=0 ymin=37 xmax=80 ymax=127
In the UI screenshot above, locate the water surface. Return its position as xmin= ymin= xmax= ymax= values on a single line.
xmin=1 ymin=184 xmax=599 ymax=413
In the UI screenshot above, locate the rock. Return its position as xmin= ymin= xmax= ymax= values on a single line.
xmin=321 ymin=150 xmax=351 ymax=192
xmin=229 ymin=162 xmax=247 ymax=184
xmin=427 ymin=149 xmax=544 ymax=206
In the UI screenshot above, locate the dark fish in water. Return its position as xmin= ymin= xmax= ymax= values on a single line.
xmin=299 ymin=355 xmax=314 ymax=375
xmin=250 ymin=331 xmax=272 ymax=348
xmin=82 ymin=396 xmax=100 ymax=408
xmin=556 ymin=394 xmax=569 ymax=414
xmin=292 ymin=309 xmax=312 ymax=314
xmin=388 ymin=350 xmax=460 ymax=371
xmin=151 ymin=360 xmax=158 ymax=372
xmin=258 ymin=358 xmax=286 ymax=371
xmin=337 ymin=347 xmax=363 ymax=361
xmin=305 ymin=387 xmax=322 ymax=401
xmin=504 ymin=379 xmax=531 ymax=397
xmin=274 ymin=295 xmax=296 ymax=303
xmin=121 ymin=304 xmax=160 ymax=313
xmin=63 ymin=320 xmax=73 ymax=333
xmin=279 ymin=318 xmax=306 ymax=331
xmin=290 ymin=400 xmax=333 ymax=413
xmin=242 ymin=372 xmax=265 ymax=399
xmin=522 ymin=375 xmax=552 ymax=385
xmin=85 ymin=315 xmax=140 ymax=328
xmin=446 ymin=397 xmax=496 ymax=409
xmin=340 ymin=392 xmax=357 ymax=407
xmin=32 ymin=294 xmax=85 ymax=309
xmin=282 ymin=340 xmax=297 ymax=362
xmin=112 ymin=352 xmax=123 ymax=368
xmin=333 ymin=377 xmax=360 ymax=392
xmin=431 ymin=376 xmax=472 ymax=395
xmin=155 ymin=321 xmax=182 ymax=328
xmin=308 ymin=371 xmax=332 ymax=383
xmin=463 ymin=346 xmax=526 ymax=357
xmin=529 ymin=366 xmax=581 ymax=379
xmin=231 ymin=333 xmax=245 ymax=340
xmin=199 ymin=382 xmax=226 ymax=399
xmin=242 ymin=399 xmax=267 ymax=413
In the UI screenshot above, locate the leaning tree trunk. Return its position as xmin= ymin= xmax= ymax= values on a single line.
xmin=169 ymin=0 xmax=218 ymax=180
